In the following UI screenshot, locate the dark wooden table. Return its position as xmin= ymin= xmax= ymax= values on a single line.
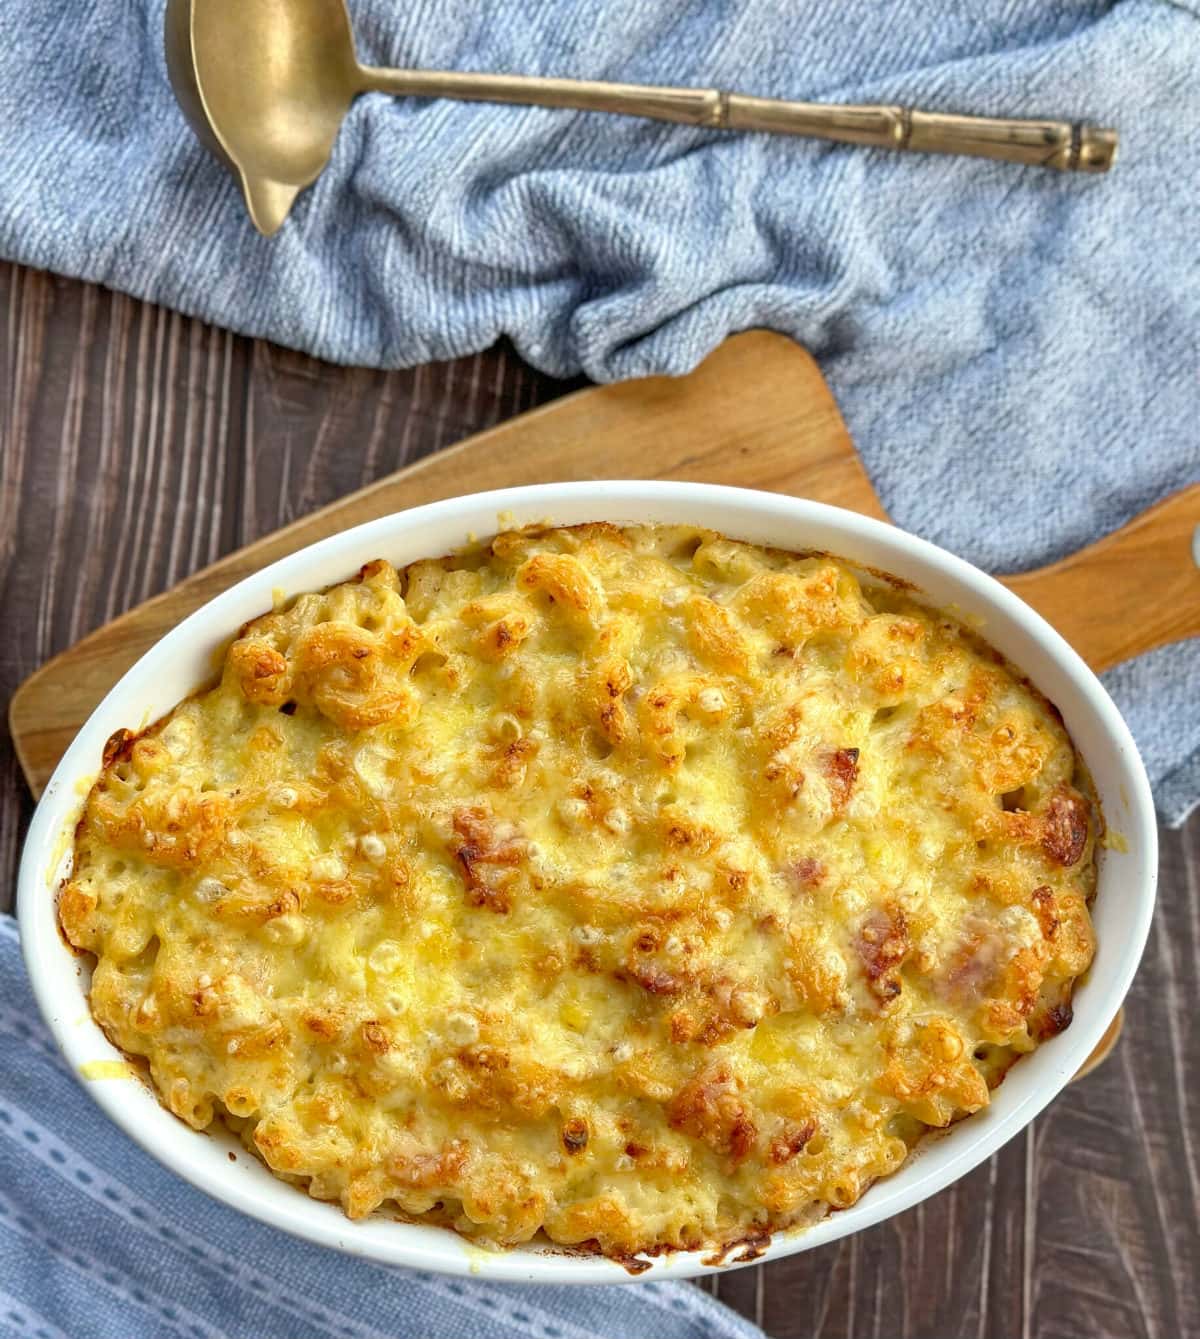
xmin=1 ymin=261 xmax=1196 ymax=1339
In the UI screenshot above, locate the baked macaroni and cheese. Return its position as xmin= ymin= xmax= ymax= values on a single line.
xmin=60 ymin=523 xmax=1097 ymax=1260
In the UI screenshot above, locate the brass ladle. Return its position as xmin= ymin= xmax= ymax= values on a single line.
xmin=165 ymin=0 xmax=1118 ymax=236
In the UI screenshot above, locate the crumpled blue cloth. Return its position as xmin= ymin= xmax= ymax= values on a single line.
xmin=0 ymin=918 xmax=765 ymax=1339
xmin=1 ymin=0 xmax=1197 ymax=823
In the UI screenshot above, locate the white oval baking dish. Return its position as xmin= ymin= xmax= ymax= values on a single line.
xmin=18 ymin=482 xmax=1157 ymax=1284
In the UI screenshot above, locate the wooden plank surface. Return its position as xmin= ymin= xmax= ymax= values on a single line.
xmin=1 ymin=261 xmax=1196 ymax=1339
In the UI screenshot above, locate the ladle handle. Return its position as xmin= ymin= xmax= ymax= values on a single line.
xmin=358 ymin=67 xmax=1117 ymax=172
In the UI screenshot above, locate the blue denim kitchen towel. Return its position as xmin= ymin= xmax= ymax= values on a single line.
xmin=0 ymin=917 xmax=767 ymax=1339
xmin=0 ymin=0 xmax=1197 ymax=826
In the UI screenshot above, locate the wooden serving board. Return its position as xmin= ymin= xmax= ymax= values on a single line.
xmin=10 ymin=330 xmax=1200 ymax=799
xmin=11 ymin=328 xmax=1196 ymax=1081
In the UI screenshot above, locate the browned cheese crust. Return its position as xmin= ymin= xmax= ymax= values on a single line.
xmin=60 ymin=524 xmax=1097 ymax=1256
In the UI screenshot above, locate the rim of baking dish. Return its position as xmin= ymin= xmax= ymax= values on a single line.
xmin=18 ymin=482 xmax=1158 ymax=1284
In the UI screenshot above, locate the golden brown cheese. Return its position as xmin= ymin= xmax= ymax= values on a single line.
xmin=60 ymin=523 xmax=1097 ymax=1258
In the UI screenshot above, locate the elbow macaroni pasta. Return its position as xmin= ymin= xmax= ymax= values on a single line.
xmin=61 ymin=523 xmax=1097 ymax=1259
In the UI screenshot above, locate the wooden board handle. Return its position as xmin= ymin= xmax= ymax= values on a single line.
xmin=1073 ymin=1009 xmax=1124 ymax=1083
xmin=1002 ymin=484 xmax=1200 ymax=674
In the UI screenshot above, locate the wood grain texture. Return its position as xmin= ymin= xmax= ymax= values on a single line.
xmin=9 ymin=319 xmax=1200 ymax=797
xmin=1 ymin=260 xmax=1196 ymax=1339
xmin=1005 ymin=483 xmax=1200 ymax=674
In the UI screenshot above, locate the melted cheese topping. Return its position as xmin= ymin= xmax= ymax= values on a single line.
xmin=61 ymin=524 xmax=1097 ymax=1258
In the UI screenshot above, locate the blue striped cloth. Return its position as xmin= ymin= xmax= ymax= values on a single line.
xmin=0 ymin=918 xmax=765 ymax=1339
xmin=0 ymin=0 xmax=1197 ymax=824
xmin=2 ymin=1 xmax=1196 ymax=824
